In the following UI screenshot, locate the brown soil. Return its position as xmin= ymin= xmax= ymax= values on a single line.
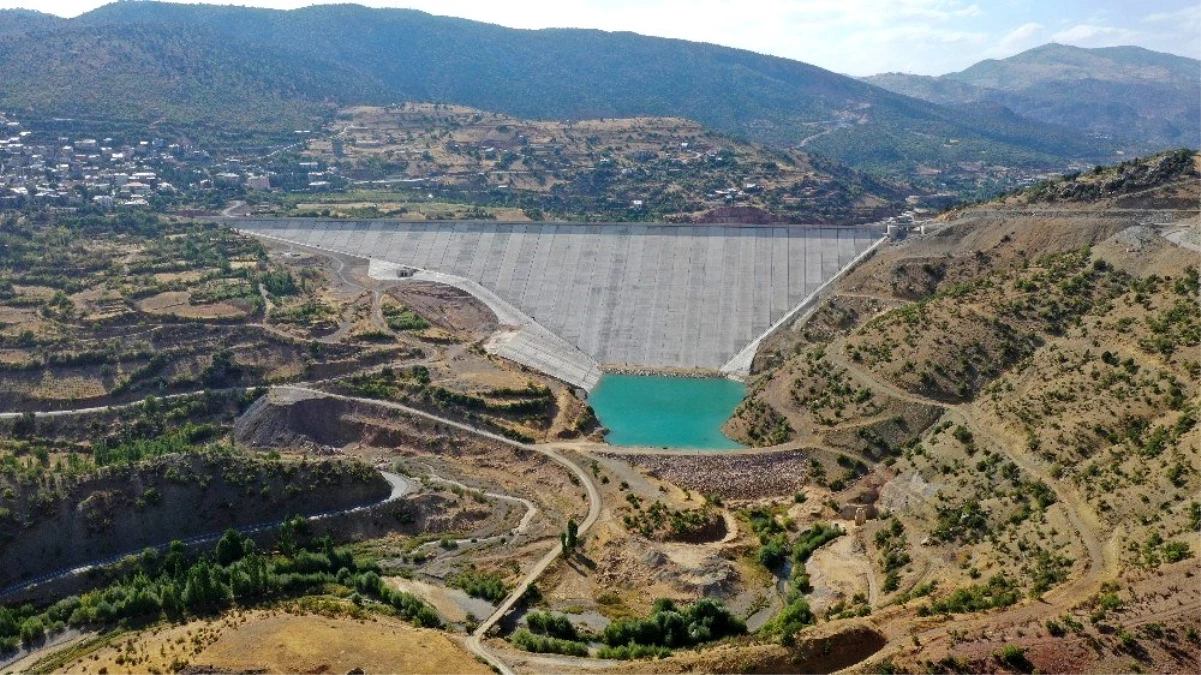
xmin=137 ymin=291 xmax=249 ymax=319
xmin=387 ymin=282 xmax=498 ymax=339
xmin=52 ymin=609 xmax=489 ymax=675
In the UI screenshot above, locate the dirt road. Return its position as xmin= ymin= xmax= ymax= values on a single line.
xmin=270 ymin=387 xmax=602 ymax=675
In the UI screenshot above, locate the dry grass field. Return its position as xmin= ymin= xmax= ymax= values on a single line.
xmin=52 ymin=609 xmax=488 ymax=675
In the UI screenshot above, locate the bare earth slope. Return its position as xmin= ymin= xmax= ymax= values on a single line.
xmin=727 ymin=151 xmax=1200 ymax=674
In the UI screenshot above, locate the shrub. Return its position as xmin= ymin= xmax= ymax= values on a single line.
xmin=448 ymin=567 xmax=508 ymax=603
xmin=994 ymin=644 xmax=1032 ymax=671
xmin=525 ymin=611 xmax=578 ymax=640
xmin=792 ymin=523 xmax=844 ymax=563
xmin=601 ymin=598 xmax=744 ymax=650
xmin=510 ymin=629 xmax=588 ymax=657
xmin=18 ymin=616 xmax=44 ymax=645
xmin=595 ymin=643 xmax=672 ymax=660
xmin=922 ymin=575 xmax=1020 ymax=615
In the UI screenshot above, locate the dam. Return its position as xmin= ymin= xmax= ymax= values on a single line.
xmin=236 ymin=220 xmax=885 ymax=389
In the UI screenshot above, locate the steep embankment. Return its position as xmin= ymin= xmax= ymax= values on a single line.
xmin=0 ymin=450 xmax=386 ymax=588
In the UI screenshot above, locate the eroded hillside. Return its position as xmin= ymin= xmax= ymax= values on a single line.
xmin=725 ymin=150 xmax=1200 ymax=673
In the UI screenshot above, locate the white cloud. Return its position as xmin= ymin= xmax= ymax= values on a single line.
xmin=1 ymin=0 xmax=1197 ymax=74
xmin=995 ymin=22 xmax=1044 ymax=53
xmin=1051 ymin=23 xmax=1142 ymax=47
xmin=1141 ymin=4 xmax=1201 ymax=27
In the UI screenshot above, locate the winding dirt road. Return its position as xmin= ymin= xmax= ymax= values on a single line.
xmin=1 ymin=385 xmax=602 ymax=675
xmin=259 ymin=387 xmax=602 ymax=675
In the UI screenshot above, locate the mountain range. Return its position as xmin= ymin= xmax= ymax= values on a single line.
xmin=0 ymin=3 xmax=1194 ymax=175
xmin=864 ymin=43 xmax=1200 ymax=152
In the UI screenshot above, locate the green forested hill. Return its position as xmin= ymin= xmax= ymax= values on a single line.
xmin=0 ymin=2 xmax=1117 ymax=173
xmin=0 ymin=22 xmax=381 ymax=139
xmin=0 ymin=8 xmax=63 ymax=35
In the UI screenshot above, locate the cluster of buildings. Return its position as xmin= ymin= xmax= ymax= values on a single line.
xmin=0 ymin=115 xmax=283 ymax=211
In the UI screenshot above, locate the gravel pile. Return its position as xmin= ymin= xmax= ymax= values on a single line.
xmin=1107 ymin=225 xmax=1157 ymax=251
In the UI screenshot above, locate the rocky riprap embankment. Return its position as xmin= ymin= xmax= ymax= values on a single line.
xmin=602 ymin=450 xmax=811 ymax=501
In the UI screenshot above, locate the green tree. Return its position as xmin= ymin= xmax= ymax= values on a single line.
xmin=561 ymin=518 xmax=579 ymax=556
xmin=12 ymin=411 xmax=36 ymax=438
xmin=215 ymin=529 xmax=247 ymax=566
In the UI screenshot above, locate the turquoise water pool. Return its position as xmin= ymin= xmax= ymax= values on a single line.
xmin=588 ymin=374 xmax=746 ymax=450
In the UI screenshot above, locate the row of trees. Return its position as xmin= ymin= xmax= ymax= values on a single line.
xmin=0 ymin=521 xmax=439 ymax=653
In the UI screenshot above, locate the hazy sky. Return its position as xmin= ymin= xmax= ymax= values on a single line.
xmin=4 ymin=0 xmax=1199 ymax=76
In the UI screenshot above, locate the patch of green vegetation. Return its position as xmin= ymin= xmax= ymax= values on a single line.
xmin=510 ymin=629 xmax=589 ymax=657
xmin=382 ymin=303 xmax=430 ymax=332
xmin=524 ymin=610 xmax=579 ymax=640
xmin=791 ymin=522 xmax=844 ymax=563
xmin=447 ymin=566 xmax=508 ymax=603
xmin=600 ymin=598 xmax=744 ymax=653
xmin=622 ymin=500 xmax=719 ymax=540
xmin=0 ymin=523 xmax=439 ymax=652
xmin=741 ymin=505 xmax=789 ymax=570
xmin=90 ymin=423 xmax=220 ymax=467
xmin=271 ymin=299 xmax=338 ymax=326
xmin=1141 ymin=531 xmax=1193 ymax=567
xmin=874 ymin=517 xmax=910 ymax=593
xmin=918 ymin=574 xmax=1021 ymax=616
xmin=932 ymin=499 xmax=990 ymax=544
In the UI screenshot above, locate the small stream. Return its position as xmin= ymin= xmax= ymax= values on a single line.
xmin=745 ymin=559 xmax=792 ymax=631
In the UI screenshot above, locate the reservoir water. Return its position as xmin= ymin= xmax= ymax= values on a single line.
xmin=588 ymin=374 xmax=746 ymax=450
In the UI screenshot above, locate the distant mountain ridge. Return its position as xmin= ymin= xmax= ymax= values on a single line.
xmin=864 ymin=43 xmax=1200 ymax=151
xmin=0 ymin=2 xmax=1131 ymax=174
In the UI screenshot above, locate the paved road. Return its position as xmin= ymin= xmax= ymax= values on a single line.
xmin=0 ymin=471 xmax=414 ymax=600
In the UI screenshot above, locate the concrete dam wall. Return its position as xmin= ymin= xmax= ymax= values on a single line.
xmin=236 ymin=220 xmax=884 ymax=387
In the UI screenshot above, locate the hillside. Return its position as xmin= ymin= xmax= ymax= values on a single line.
xmin=858 ymin=73 xmax=987 ymax=107
xmin=0 ymin=22 xmax=373 ymax=144
xmin=0 ymin=156 xmax=1197 ymax=672
xmin=0 ymin=2 xmax=1114 ymax=177
xmin=0 ymin=446 xmax=386 ymax=588
xmin=0 ymin=9 xmax=62 ymax=35
xmin=865 ymin=44 xmax=1201 ymax=151
xmin=725 ymin=152 xmax=1200 ymax=672
xmin=253 ymin=103 xmax=904 ymax=223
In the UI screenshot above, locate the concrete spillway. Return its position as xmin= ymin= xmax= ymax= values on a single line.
xmin=237 ymin=220 xmax=884 ymax=389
